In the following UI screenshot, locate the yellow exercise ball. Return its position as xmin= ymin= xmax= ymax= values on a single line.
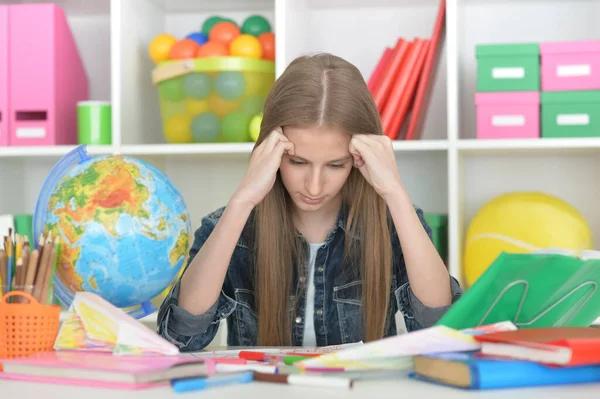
xmin=463 ymin=192 xmax=593 ymax=288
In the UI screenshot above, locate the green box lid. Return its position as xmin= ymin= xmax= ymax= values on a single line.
xmin=424 ymin=213 xmax=448 ymax=228
xmin=541 ymin=90 xmax=600 ymax=104
xmin=476 ymin=43 xmax=540 ymax=58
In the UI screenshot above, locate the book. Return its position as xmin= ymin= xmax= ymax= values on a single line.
xmin=475 ymin=327 xmax=600 ymax=366
xmin=0 ymin=351 xmax=213 ymax=388
xmin=412 ymin=351 xmax=600 ymax=389
xmin=54 ymin=291 xmax=179 ymax=355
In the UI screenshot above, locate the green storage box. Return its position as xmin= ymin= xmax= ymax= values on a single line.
xmin=476 ymin=43 xmax=540 ymax=92
xmin=424 ymin=213 xmax=448 ymax=262
xmin=541 ymin=90 xmax=600 ymax=138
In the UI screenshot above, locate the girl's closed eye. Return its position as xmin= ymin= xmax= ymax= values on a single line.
xmin=288 ymin=159 xmax=306 ymax=166
xmin=328 ymin=163 xmax=346 ymax=169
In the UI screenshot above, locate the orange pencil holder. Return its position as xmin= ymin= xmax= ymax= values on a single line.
xmin=0 ymin=290 xmax=61 ymax=370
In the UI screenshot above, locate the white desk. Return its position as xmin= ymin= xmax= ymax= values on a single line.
xmin=1 ymin=371 xmax=600 ymax=398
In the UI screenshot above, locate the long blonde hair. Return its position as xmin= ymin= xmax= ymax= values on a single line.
xmin=253 ymin=53 xmax=392 ymax=346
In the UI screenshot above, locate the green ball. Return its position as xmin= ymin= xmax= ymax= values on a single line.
xmin=221 ymin=111 xmax=251 ymax=142
xmin=158 ymin=78 xmax=184 ymax=102
xmin=191 ymin=112 xmax=220 ymax=142
xmin=182 ymin=73 xmax=211 ymax=99
xmin=241 ymin=15 xmax=271 ymax=37
xmin=215 ymin=71 xmax=246 ymax=100
xmin=240 ymin=95 xmax=265 ymax=117
xmin=201 ymin=15 xmax=224 ymax=35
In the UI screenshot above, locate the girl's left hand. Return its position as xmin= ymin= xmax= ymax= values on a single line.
xmin=349 ymin=134 xmax=405 ymax=199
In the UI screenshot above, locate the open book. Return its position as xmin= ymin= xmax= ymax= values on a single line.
xmin=54 ymin=292 xmax=179 ymax=356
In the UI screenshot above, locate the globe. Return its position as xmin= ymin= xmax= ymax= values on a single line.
xmin=33 ymin=145 xmax=191 ymax=318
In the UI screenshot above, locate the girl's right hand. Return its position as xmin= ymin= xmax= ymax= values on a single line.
xmin=231 ymin=128 xmax=295 ymax=208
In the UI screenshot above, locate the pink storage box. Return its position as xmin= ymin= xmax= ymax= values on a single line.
xmin=540 ymin=40 xmax=600 ymax=92
xmin=0 ymin=5 xmax=8 ymax=147
xmin=7 ymin=3 xmax=88 ymax=146
xmin=475 ymin=92 xmax=540 ymax=139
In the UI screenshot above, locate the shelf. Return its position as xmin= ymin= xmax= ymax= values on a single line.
xmin=0 ymin=145 xmax=115 ymax=158
xmin=457 ymin=138 xmax=600 ymax=155
xmin=147 ymin=0 xmax=273 ymax=12
xmin=13 ymin=0 xmax=110 ymax=15
xmin=308 ymin=0 xmax=441 ymax=8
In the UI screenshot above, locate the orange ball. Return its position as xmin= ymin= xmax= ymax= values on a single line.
xmin=197 ymin=41 xmax=229 ymax=57
xmin=169 ymin=39 xmax=200 ymax=60
xmin=258 ymin=32 xmax=275 ymax=61
xmin=229 ymin=34 xmax=263 ymax=59
xmin=209 ymin=21 xmax=240 ymax=46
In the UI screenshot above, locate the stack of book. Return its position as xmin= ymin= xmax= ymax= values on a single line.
xmin=367 ymin=0 xmax=445 ymax=140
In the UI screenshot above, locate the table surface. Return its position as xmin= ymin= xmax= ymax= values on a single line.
xmin=1 ymin=372 xmax=599 ymax=398
xmin=2 ymin=347 xmax=600 ymax=398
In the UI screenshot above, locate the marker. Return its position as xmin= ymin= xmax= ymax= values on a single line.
xmin=171 ymin=372 xmax=254 ymax=393
xmin=253 ymin=372 xmax=353 ymax=389
xmin=215 ymin=363 xmax=278 ymax=374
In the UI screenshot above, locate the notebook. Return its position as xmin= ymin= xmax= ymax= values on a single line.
xmin=0 ymin=351 xmax=214 ymax=388
xmin=412 ymin=351 xmax=600 ymax=389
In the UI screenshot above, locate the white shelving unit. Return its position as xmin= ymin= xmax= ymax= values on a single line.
xmin=2 ymin=0 xmax=600 ymax=320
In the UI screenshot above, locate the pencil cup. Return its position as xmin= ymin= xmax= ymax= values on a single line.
xmin=0 ymin=290 xmax=61 ymax=364
xmin=77 ymin=101 xmax=112 ymax=145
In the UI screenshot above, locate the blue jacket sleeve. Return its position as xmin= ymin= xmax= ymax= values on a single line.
xmin=156 ymin=213 xmax=236 ymax=351
xmin=392 ymin=206 xmax=463 ymax=331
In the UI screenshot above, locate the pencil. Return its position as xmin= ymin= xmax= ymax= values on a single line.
xmin=33 ymin=232 xmax=53 ymax=303
xmin=23 ymin=248 xmax=40 ymax=297
xmin=0 ymin=250 xmax=7 ymax=296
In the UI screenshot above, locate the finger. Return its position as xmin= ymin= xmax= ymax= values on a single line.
xmin=274 ymin=141 xmax=295 ymax=157
xmin=348 ymin=139 xmax=365 ymax=167
xmin=262 ymin=128 xmax=288 ymax=152
xmin=349 ymin=137 xmax=377 ymax=165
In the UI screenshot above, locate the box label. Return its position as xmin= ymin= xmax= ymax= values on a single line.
xmin=557 ymin=114 xmax=590 ymax=126
xmin=492 ymin=67 xmax=525 ymax=79
xmin=16 ymin=127 xmax=46 ymax=139
xmin=492 ymin=115 xmax=525 ymax=126
xmin=557 ymin=64 xmax=591 ymax=77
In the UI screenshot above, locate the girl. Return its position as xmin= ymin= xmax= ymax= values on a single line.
xmin=157 ymin=53 xmax=462 ymax=351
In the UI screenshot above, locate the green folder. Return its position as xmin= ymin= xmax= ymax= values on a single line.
xmin=436 ymin=252 xmax=600 ymax=330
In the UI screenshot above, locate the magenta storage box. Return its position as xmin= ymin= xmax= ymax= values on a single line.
xmin=540 ymin=40 xmax=600 ymax=92
xmin=475 ymin=92 xmax=540 ymax=139
xmin=0 ymin=5 xmax=8 ymax=146
xmin=6 ymin=3 xmax=88 ymax=146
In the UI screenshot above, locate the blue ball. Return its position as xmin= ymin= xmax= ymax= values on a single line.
xmin=186 ymin=32 xmax=208 ymax=46
xmin=214 ymin=71 xmax=246 ymax=101
xmin=191 ymin=112 xmax=220 ymax=142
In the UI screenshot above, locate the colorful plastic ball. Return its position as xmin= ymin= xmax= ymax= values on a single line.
xmin=158 ymin=78 xmax=184 ymax=101
xmin=201 ymin=15 xmax=225 ymax=36
xmin=186 ymin=98 xmax=210 ymax=116
xmin=243 ymin=72 xmax=265 ymax=96
xmin=169 ymin=39 xmax=200 ymax=60
xmin=221 ymin=112 xmax=251 ymax=142
xmin=186 ymin=32 xmax=208 ymax=46
xmin=241 ymin=15 xmax=271 ymax=37
xmin=182 ymin=72 xmax=211 ymax=99
xmin=215 ymin=71 xmax=246 ymax=100
xmin=197 ymin=41 xmax=229 ymax=57
xmin=258 ymin=32 xmax=275 ymax=61
xmin=249 ymin=113 xmax=262 ymax=142
xmin=191 ymin=112 xmax=220 ymax=142
xmin=229 ymin=34 xmax=263 ymax=59
xmin=209 ymin=21 xmax=241 ymax=46
xmin=164 ymin=114 xmax=193 ymax=143
xmin=207 ymin=92 xmax=241 ymax=118
xmin=240 ymin=95 xmax=265 ymax=117
xmin=148 ymin=33 xmax=177 ymax=63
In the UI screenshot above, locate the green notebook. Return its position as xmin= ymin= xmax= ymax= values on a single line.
xmin=437 ymin=251 xmax=600 ymax=330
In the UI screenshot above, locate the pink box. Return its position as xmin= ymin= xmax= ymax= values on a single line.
xmin=0 ymin=5 xmax=8 ymax=147
xmin=8 ymin=4 xmax=88 ymax=146
xmin=540 ymin=40 xmax=600 ymax=92
xmin=475 ymin=92 xmax=540 ymax=139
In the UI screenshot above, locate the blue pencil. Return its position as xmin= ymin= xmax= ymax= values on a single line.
xmin=171 ymin=372 xmax=254 ymax=393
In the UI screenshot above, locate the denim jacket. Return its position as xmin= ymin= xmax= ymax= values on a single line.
xmin=157 ymin=205 xmax=463 ymax=352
